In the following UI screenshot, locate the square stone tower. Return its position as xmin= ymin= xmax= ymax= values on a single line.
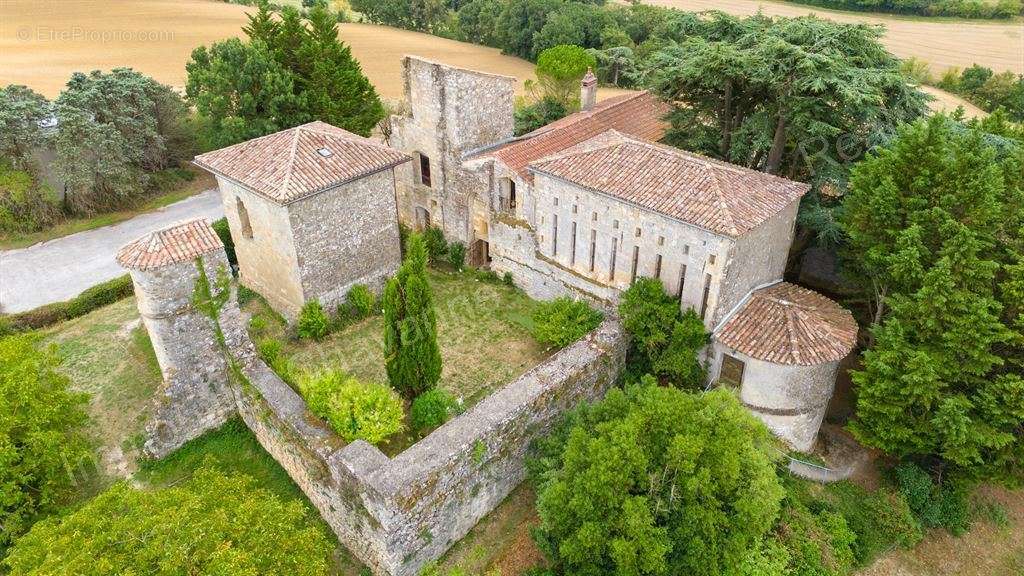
xmin=390 ymin=56 xmax=516 ymax=251
xmin=194 ymin=121 xmax=412 ymax=318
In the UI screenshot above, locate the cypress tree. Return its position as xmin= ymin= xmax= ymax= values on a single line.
xmin=383 ymin=233 xmax=442 ymax=399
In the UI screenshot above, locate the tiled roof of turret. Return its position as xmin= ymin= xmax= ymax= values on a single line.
xmin=116 ymin=219 xmax=223 ymax=271
xmin=194 ymin=121 xmax=411 ymax=204
xmin=528 ymin=131 xmax=810 ymax=237
xmin=714 ymin=282 xmax=858 ymax=366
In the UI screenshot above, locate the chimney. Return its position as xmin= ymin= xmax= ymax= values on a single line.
xmin=580 ymin=68 xmax=597 ymax=112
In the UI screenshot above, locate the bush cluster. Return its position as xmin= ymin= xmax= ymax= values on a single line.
xmin=530 ymin=297 xmax=603 ymax=349
xmin=935 ymin=64 xmax=1024 ymax=122
xmin=302 ymin=370 xmax=405 ymax=445
xmin=784 ymin=0 xmax=1020 ymax=19
xmin=0 ymin=274 xmax=134 ymax=335
xmin=296 ymin=299 xmax=330 ymax=341
xmin=618 ymin=277 xmax=709 ymax=388
xmin=410 ymin=389 xmax=459 ymax=434
xmin=210 ymin=217 xmax=237 ymax=270
xmin=894 ymin=461 xmax=971 ymax=534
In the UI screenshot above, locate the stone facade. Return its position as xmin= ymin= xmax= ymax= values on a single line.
xmin=126 ymin=251 xmax=237 ymax=458
xmin=707 ymin=341 xmax=839 ymax=452
xmin=215 ymin=171 xmax=403 ymax=319
xmin=390 ymin=56 xmax=515 ymax=260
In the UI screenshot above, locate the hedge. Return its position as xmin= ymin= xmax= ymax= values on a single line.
xmin=0 ymin=274 xmax=134 ymax=334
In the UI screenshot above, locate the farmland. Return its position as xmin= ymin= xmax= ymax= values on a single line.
xmin=640 ymin=0 xmax=1022 ymax=75
xmin=0 ymin=0 xmax=627 ymax=100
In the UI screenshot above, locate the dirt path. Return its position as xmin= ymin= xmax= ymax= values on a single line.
xmin=638 ymin=0 xmax=1023 ymax=75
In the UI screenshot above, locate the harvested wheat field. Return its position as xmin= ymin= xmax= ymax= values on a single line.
xmin=639 ymin=0 xmax=1022 ymax=75
xmin=0 ymin=0 xmax=630 ymax=100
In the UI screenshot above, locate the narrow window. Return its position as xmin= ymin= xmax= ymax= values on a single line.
xmin=419 ymin=153 xmax=432 ymax=187
xmin=236 ymin=197 xmax=253 ymax=239
xmin=572 ymin=204 xmax=578 ymax=214
xmin=654 ymin=254 xmax=662 ymax=279
xmin=700 ymin=273 xmax=712 ymax=320
xmin=610 ymin=237 xmax=618 ymax=280
xmin=708 ymin=254 xmax=716 ymax=265
xmin=613 ymin=219 xmax=619 ymax=229
xmin=719 ymin=354 xmax=745 ymax=387
xmin=677 ymin=264 xmax=687 ymax=299
xmin=592 ymin=211 xmax=597 ymax=222
xmin=658 ymin=236 xmax=665 ymax=247
xmin=635 ymin=227 xmax=642 ymax=238
xmin=570 ymin=221 xmax=578 ymax=265
xmin=552 ymin=214 xmax=559 ymax=256
xmin=500 ymin=178 xmax=516 ymax=212
xmin=589 ymin=229 xmax=597 ymax=272
xmin=630 ymin=245 xmax=640 ymax=283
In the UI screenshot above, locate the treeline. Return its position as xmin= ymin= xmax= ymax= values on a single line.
xmin=785 ymin=0 xmax=1021 ymax=19
xmin=0 ymin=72 xmax=196 ymax=233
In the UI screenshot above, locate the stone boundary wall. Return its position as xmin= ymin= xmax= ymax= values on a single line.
xmin=217 ymin=295 xmax=627 ymax=576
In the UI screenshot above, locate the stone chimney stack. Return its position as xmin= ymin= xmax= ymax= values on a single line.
xmin=580 ymin=68 xmax=597 ymax=111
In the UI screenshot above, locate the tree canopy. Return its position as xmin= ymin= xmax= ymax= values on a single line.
xmin=530 ymin=381 xmax=783 ymax=576
xmin=0 ymin=85 xmax=49 ymax=171
xmin=645 ymin=13 xmax=928 ymax=186
xmin=187 ymin=3 xmax=383 ymax=148
xmin=0 ymin=335 xmax=90 ymax=554
xmin=841 ymin=115 xmax=1024 ymax=483
xmin=532 ymin=45 xmax=597 ymax=110
xmin=2 ymin=465 xmax=333 ymax=575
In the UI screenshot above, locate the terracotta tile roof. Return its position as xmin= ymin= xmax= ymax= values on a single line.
xmin=528 ymin=131 xmax=809 ymax=237
xmin=468 ymin=91 xmax=670 ymax=182
xmin=117 ymin=219 xmax=224 ymax=271
xmin=193 ymin=121 xmax=411 ymax=204
xmin=714 ymin=282 xmax=858 ymax=366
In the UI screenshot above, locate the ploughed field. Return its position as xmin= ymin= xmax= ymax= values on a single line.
xmin=638 ymin=0 xmax=1023 ymax=75
xmin=0 ymin=0 xmax=628 ymax=100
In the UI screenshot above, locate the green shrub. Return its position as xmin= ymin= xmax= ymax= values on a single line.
xmin=346 ymin=284 xmax=376 ymax=318
xmin=0 ymin=274 xmax=134 ymax=333
xmin=0 ymin=162 xmax=60 ymax=234
xmin=248 ymin=314 xmax=268 ymax=335
xmin=894 ymin=461 xmax=971 ymax=535
xmin=531 ymin=297 xmax=603 ymax=348
xmin=448 ymin=241 xmax=466 ymax=270
xmin=236 ymin=284 xmax=258 ymax=307
xmin=256 ymin=337 xmax=296 ymax=386
xmin=410 ymin=389 xmax=459 ymax=434
xmin=296 ymin=299 xmax=329 ymax=341
xmin=301 ymin=370 xmax=405 ymax=444
xmin=211 ymin=217 xmax=237 ymax=270
xmin=503 ymin=271 xmax=514 ymax=286
xmin=0 ymin=334 xmax=91 ymax=552
xmin=3 ymin=465 xmax=332 ymax=575
xmin=423 ymin=226 xmax=448 ymax=262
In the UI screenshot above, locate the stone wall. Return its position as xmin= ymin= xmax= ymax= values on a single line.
xmin=391 ymin=57 xmax=515 ymax=246
xmin=213 ymin=289 xmax=628 ymax=576
xmin=215 ymin=176 xmax=306 ymax=317
xmin=129 ymin=254 xmax=237 ymax=459
xmin=715 ymin=199 xmax=799 ymax=326
xmin=708 ymin=341 xmax=839 ymax=452
xmin=289 ymin=169 xmax=403 ymax=313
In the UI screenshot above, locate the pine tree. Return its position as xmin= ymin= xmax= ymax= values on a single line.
xmin=842 ymin=116 xmax=1024 ymax=483
xmin=383 ymin=234 xmax=442 ymax=399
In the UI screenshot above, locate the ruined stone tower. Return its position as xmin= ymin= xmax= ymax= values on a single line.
xmin=116 ymin=218 xmax=236 ymax=458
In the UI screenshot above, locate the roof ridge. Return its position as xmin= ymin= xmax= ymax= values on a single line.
xmin=278 ymin=128 xmax=303 ymax=198
xmin=704 ymin=160 xmax=741 ymax=236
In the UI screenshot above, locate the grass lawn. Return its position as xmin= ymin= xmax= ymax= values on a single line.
xmin=39 ymin=297 xmax=161 ymax=487
xmin=248 ymin=267 xmax=550 ymax=413
xmin=0 ymin=167 xmax=214 ymax=250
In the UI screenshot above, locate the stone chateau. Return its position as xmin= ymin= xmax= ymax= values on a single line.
xmin=115 ymin=55 xmax=859 ymax=575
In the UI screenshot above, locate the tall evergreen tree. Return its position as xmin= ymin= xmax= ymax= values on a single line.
xmin=383 ymin=234 xmax=442 ymax=399
xmin=842 ymin=116 xmax=1024 ymax=483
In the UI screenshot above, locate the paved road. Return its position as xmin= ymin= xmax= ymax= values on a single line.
xmin=0 ymin=190 xmax=225 ymax=313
